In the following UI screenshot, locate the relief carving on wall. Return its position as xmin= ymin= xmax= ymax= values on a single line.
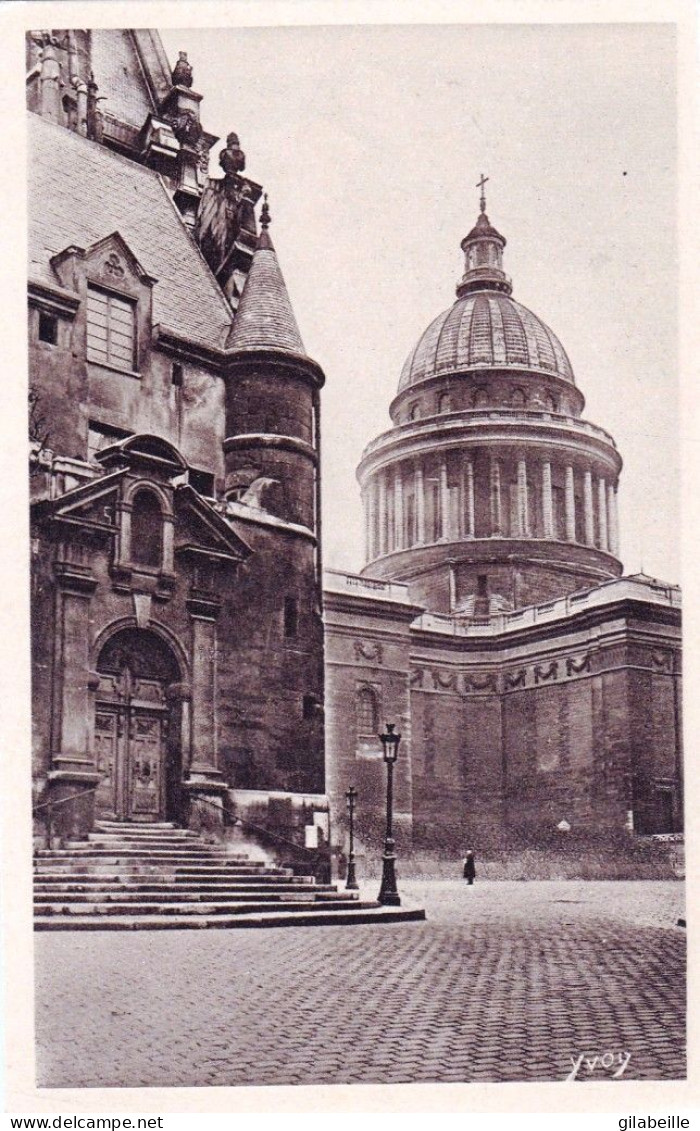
xmin=410 ymin=667 xmax=425 ymax=688
xmin=566 ymin=653 xmax=591 ymax=677
xmin=505 ymin=668 xmax=527 ymax=689
xmin=651 ymin=650 xmax=673 ymax=673
xmin=104 ymin=253 xmax=125 ymax=279
xmin=534 ymin=661 xmax=558 ymax=685
xmin=353 ymin=640 xmax=384 ymax=665
xmin=464 ymin=672 xmax=497 ymax=693
xmin=432 ymin=669 xmax=457 ymax=691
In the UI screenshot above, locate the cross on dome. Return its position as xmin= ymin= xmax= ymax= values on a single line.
xmin=476 ymin=173 xmax=489 ymax=214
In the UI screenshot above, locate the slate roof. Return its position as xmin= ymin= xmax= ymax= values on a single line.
xmin=28 ymin=112 xmax=234 ymax=351
xmin=227 ymin=227 xmax=306 ymax=355
xmin=398 ymin=291 xmax=575 ymax=391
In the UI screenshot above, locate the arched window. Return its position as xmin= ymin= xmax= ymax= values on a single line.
xmin=131 ymin=489 xmax=163 ymax=568
xmin=356 ymin=686 xmax=378 ymax=735
xmin=510 ymin=387 xmax=528 ymax=408
xmin=408 ymin=402 xmax=420 ymax=421
xmin=438 ymin=392 xmax=451 ymax=414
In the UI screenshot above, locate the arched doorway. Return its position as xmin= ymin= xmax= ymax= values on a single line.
xmin=93 ymin=628 xmax=183 ymax=823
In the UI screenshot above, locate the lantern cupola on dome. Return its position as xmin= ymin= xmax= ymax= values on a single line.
xmin=457 ymin=174 xmax=512 ymax=297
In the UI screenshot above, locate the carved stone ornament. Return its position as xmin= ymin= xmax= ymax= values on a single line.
xmin=353 ymin=640 xmax=384 ymax=664
xmin=566 ymin=653 xmax=591 ymax=676
xmin=651 ymin=650 xmax=673 ymax=672
xmin=410 ymin=667 xmax=425 ymax=688
xmin=171 ymin=51 xmax=193 ymax=88
xmin=534 ymin=661 xmax=558 ymax=684
xmin=169 ymin=109 xmax=202 ymax=147
xmin=432 ymin=669 xmax=457 ymax=691
xmin=505 ymin=668 xmax=527 ymax=689
xmin=219 ymin=132 xmax=246 ymax=178
xmin=463 ymin=672 xmax=497 ymax=693
xmin=104 ymin=253 xmax=125 ymax=279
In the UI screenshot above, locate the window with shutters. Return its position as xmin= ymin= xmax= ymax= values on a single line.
xmin=86 ymin=286 xmax=136 ymax=372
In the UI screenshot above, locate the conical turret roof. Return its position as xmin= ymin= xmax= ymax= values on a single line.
xmin=227 ymin=197 xmax=306 ymax=355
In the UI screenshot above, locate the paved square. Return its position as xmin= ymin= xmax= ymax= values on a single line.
xmin=34 ymin=880 xmax=685 ymax=1088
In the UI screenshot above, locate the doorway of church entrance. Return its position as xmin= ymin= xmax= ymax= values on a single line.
xmin=93 ymin=628 xmax=183 ymax=823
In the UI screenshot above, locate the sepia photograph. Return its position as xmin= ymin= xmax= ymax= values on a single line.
xmin=12 ymin=3 xmax=689 ymax=1106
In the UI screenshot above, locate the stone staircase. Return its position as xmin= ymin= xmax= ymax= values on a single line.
xmin=34 ymin=821 xmax=425 ymax=930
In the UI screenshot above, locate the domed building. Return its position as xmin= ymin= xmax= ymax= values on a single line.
xmin=325 ymin=190 xmax=682 ymax=864
xmin=357 ymin=196 xmax=622 ymax=617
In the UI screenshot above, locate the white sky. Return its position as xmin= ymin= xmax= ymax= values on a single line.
xmin=161 ymin=23 xmax=678 ymax=583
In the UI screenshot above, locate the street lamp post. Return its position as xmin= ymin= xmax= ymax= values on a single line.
xmin=345 ymin=785 xmax=359 ymax=890
xmin=377 ymin=722 xmax=401 ymax=906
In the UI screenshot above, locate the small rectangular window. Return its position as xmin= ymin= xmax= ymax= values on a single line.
xmin=38 ymin=311 xmax=58 ymax=345
xmin=284 ymin=596 xmax=298 ymax=638
xmin=172 ymin=362 xmax=184 ymax=387
xmin=87 ymin=286 xmax=136 ymax=371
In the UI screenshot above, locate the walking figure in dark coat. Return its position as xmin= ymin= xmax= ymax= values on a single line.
xmin=463 ymin=850 xmax=476 ymax=885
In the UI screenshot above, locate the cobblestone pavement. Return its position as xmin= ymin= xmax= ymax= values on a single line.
xmin=34 ymin=881 xmax=685 ymax=1088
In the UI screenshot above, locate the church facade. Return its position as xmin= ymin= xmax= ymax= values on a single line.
xmin=28 ymin=28 xmax=682 ymax=871
xmin=28 ymin=29 xmax=328 ymax=859
xmin=324 ymin=192 xmax=682 ymax=858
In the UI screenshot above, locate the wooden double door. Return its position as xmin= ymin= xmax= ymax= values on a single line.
xmin=93 ymin=628 xmax=181 ymax=822
xmin=94 ymin=698 xmax=167 ymax=821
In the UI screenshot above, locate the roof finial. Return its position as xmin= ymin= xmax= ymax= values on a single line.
xmin=261 ymin=193 xmax=271 ymax=230
xmin=476 ymin=173 xmax=489 ymax=214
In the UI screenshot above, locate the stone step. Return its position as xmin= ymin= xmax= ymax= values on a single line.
xmin=33 ymin=887 xmax=346 ymax=904
xmin=34 ymin=905 xmax=427 ymax=930
xmin=34 ymin=883 xmax=331 ymax=896
xmin=34 ymin=875 xmax=328 ymax=889
xmin=35 ymin=855 xmax=287 ymax=869
xmin=94 ymin=821 xmax=178 ymax=830
xmin=34 ymin=867 xmax=296 ymax=883
xmin=84 ymin=832 xmax=215 ymax=841
xmin=39 ymin=846 xmax=239 ymax=858
xmin=35 ymin=895 xmax=362 ymax=916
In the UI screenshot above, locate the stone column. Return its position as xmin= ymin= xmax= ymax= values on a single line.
xmin=598 ymin=477 xmax=609 ymax=551
xmin=583 ymin=470 xmax=595 ymax=546
xmin=464 ymin=459 xmax=475 ymax=538
xmin=490 ymin=458 xmax=502 ymax=536
xmin=387 ymin=476 xmax=395 ymax=552
xmin=185 ymin=597 xmax=227 ymax=823
xmin=542 ymin=460 xmax=554 ymax=539
xmin=608 ymin=483 xmax=619 ymax=556
xmin=377 ymin=471 xmax=387 ymax=556
xmin=440 ymin=459 xmax=449 ymax=541
xmin=517 ymin=459 xmax=529 ymax=537
xmin=187 ymin=608 xmax=220 ymax=777
xmin=394 ymin=466 xmax=404 ymax=551
xmin=51 ymin=563 xmax=98 ymax=771
xmin=415 ymin=463 xmax=426 ymax=545
xmin=565 ymin=465 xmax=576 ymax=541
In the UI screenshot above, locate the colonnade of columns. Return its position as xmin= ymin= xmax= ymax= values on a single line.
xmin=363 ymin=454 xmax=620 ymax=562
